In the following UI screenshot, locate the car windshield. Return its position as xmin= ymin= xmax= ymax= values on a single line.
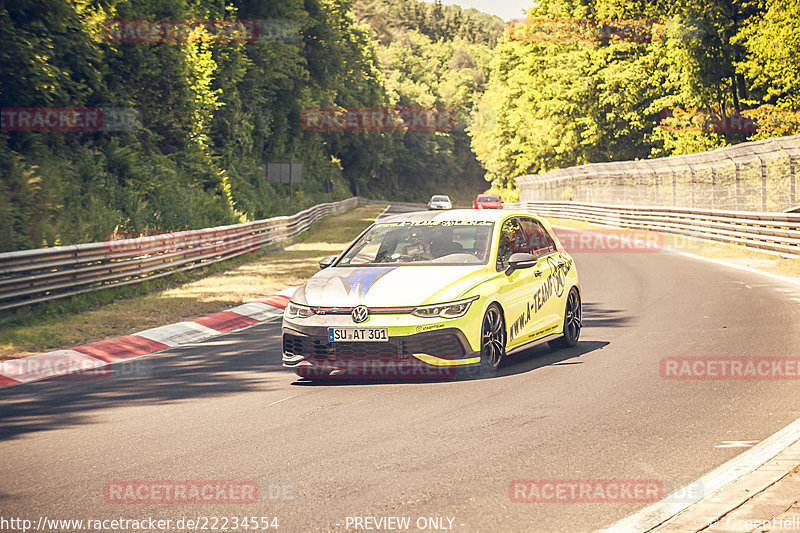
xmin=479 ymin=195 xmax=499 ymax=202
xmin=338 ymin=220 xmax=493 ymax=266
xmin=431 ymin=196 xmax=449 ymax=201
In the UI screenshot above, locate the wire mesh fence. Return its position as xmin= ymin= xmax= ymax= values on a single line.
xmin=515 ymin=134 xmax=800 ymax=212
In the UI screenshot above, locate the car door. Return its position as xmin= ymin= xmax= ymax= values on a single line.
xmin=494 ymin=217 xmax=550 ymax=351
xmin=517 ymin=217 xmax=565 ymax=339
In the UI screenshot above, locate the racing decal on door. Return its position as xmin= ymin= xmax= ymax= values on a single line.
xmin=546 ymin=254 xmax=573 ymax=298
xmin=526 ymin=323 xmax=559 ymax=341
xmin=508 ymin=254 xmax=574 ymax=340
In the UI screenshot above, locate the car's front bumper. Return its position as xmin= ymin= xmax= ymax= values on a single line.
xmin=282 ymin=321 xmax=480 ymax=379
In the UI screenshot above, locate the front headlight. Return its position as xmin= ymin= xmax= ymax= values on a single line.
xmin=412 ymin=296 xmax=479 ymax=319
xmin=285 ymin=301 xmax=315 ymax=319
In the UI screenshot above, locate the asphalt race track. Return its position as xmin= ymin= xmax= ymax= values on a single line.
xmin=2 ymin=205 xmax=800 ymax=532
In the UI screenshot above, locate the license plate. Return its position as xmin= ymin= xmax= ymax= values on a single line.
xmin=328 ymin=327 xmax=389 ymax=342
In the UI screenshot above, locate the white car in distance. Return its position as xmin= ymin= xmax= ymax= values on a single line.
xmin=428 ymin=195 xmax=453 ymax=210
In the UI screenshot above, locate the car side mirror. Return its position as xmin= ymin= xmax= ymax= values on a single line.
xmin=505 ymin=252 xmax=537 ymax=275
xmin=319 ymin=255 xmax=337 ymax=269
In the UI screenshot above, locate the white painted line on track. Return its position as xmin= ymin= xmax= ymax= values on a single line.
xmin=661 ymin=248 xmax=800 ymax=288
xmin=375 ymin=204 xmax=392 ymax=220
xmin=597 ymin=382 xmax=800 ymax=532
xmin=547 ymin=223 xmax=800 ymax=532
xmin=265 ymin=396 xmax=293 ymax=407
xmin=714 ymin=440 xmax=760 ymax=448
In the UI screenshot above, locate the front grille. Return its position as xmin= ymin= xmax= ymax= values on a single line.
xmin=283 ymin=330 xmax=467 ymax=359
xmin=405 ymin=332 xmax=465 ymax=357
xmin=283 ymin=333 xmax=406 ymax=359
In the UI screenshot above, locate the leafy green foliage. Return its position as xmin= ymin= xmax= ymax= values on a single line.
xmin=352 ymin=0 xmax=502 ymax=203
xmin=3 ymin=0 xmax=795 ymax=252
xmin=470 ymin=0 xmax=798 ymax=196
xmin=736 ymin=0 xmax=800 ymax=109
xmin=1 ymin=0 xmax=505 ymax=252
xmin=353 ymin=0 xmax=505 ymax=46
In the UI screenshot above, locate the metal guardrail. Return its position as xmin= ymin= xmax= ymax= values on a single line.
xmin=0 ymin=197 xmax=365 ymax=312
xmin=505 ymin=201 xmax=800 ymax=257
xmin=515 ymin=134 xmax=800 ymax=212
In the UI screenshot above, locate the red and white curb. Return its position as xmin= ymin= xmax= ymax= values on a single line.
xmin=0 ymin=286 xmax=298 ymax=389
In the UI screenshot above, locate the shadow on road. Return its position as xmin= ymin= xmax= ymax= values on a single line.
xmin=0 ymin=321 xmax=291 ymax=441
xmin=0 ymin=300 xmax=628 ymax=438
xmin=290 ymin=340 xmax=610 ymax=387
xmin=581 ymin=302 xmax=633 ymax=328
xmin=493 ymin=339 xmax=608 ymax=377
xmin=291 ymin=299 xmax=622 ymax=387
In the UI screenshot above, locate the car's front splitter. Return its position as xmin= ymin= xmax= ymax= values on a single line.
xmin=282 ymin=325 xmax=480 ymax=379
xmin=291 ymin=357 xmax=475 ymax=380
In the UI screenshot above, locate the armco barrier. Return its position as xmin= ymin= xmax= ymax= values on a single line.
xmin=505 ymin=201 xmax=800 ymax=257
xmin=0 ymin=197 xmax=365 ymax=312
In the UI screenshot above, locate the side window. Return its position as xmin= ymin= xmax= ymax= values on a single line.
xmin=519 ymin=217 xmax=556 ymax=256
xmin=497 ymin=218 xmax=527 ymax=270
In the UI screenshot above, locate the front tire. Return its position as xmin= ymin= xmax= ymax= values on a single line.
xmin=481 ymin=304 xmax=506 ymax=371
xmin=549 ymin=287 xmax=581 ymax=349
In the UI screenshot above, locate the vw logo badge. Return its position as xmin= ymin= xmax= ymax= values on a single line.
xmin=351 ymin=305 xmax=369 ymax=323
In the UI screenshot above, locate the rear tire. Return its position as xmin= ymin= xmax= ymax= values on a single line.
xmin=480 ymin=304 xmax=506 ymax=372
xmin=549 ymin=287 xmax=581 ymax=349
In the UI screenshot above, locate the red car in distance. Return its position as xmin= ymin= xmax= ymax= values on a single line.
xmin=473 ymin=194 xmax=503 ymax=209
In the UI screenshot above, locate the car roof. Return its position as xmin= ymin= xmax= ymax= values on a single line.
xmin=377 ymin=209 xmax=538 ymax=224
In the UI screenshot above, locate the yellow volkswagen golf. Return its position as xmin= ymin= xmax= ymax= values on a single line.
xmin=281 ymin=209 xmax=581 ymax=379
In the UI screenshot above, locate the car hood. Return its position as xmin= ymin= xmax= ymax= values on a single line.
xmin=291 ymin=264 xmax=487 ymax=307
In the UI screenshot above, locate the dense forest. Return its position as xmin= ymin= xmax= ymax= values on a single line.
xmin=1 ymin=0 xmax=798 ymax=251
xmin=0 ymin=0 xmax=500 ymax=251
xmin=471 ymin=0 xmax=800 ymax=196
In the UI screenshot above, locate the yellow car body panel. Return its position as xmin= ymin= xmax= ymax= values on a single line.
xmin=281 ymin=209 xmax=580 ymax=378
